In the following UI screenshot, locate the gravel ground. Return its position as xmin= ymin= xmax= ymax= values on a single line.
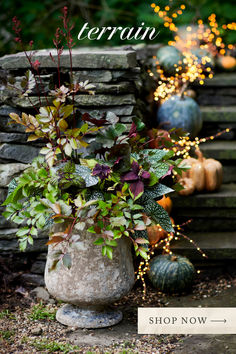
xmin=1 ymin=266 xmax=236 ymax=353
xmin=0 ymin=293 xmax=184 ymax=353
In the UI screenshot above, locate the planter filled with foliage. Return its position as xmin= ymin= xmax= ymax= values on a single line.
xmin=3 ymin=91 xmax=186 ymax=326
xmin=2 ymin=88 xmax=185 ymax=327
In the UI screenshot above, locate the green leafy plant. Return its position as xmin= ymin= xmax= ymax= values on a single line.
xmin=2 ymin=7 xmax=187 ymax=269
xmin=0 ymin=330 xmax=15 ymax=341
xmin=0 ymin=309 xmax=16 ymax=320
xmin=21 ymin=337 xmax=80 ymax=353
xmin=28 ymin=302 xmax=56 ymax=321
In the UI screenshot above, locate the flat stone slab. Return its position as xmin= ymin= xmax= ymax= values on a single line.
xmin=2 ymin=74 xmax=53 ymax=97
xmin=0 ymin=162 xmax=29 ymax=187
xmin=0 ymin=105 xmax=21 ymax=116
xmin=80 ymin=105 xmax=136 ymax=116
xmin=0 ymin=237 xmax=47 ymax=253
xmin=10 ymin=94 xmax=136 ymax=108
xmin=72 ymin=70 xmax=113 ymax=83
xmin=174 ymin=216 xmax=236 ymax=232
xmin=70 ymin=320 xmax=137 ymax=347
xmin=222 ymin=165 xmax=236 ymax=183
xmin=72 ymin=68 xmax=140 ymax=83
xmin=168 ymin=287 xmax=236 ymax=353
xmin=0 ymin=49 xmax=137 ymax=69
xmin=204 ymin=73 xmax=236 ymax=87
xmin=201 ymin=106 xmax=236 ymax=123
xmin=10 ymin=96 xmax=49 ymax=108
xmin=193 ymin=73 xmax=236 ymax=87
xmin=0 ymin=132 xmax=27 ymax=143
xmin=197 ymin=90 xmax=236 ymax=106
xmin=175 ymin=334 xmax=236 ymax=354
xmin=200 ymin=141 xmax=236 ymax=160
xmin=92 ymin=82 xmax=135 ymax=94
xmin=173 ymin=207 xmax=236 ymax=218
xmin=72 ymin=94 xmax=136 ymax=106
xmin=171 ymin=232 xmax=236 ymax=260
xmin=0 ymin=228 xmax=19 ymax=240
xmin=171 ymin=184 xmax=236 ymax=208
xmin=0 ymin=144 xmax=39 ymax=163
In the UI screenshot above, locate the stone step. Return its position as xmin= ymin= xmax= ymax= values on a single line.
xmin=201 ymin=106 xmax=236 ymax=123
xmin=194 ymin=73 xmax=236 ymax=88
xmin=171 ymin=232 xmax=236 ymax=260
xmin=222 ymin=165 xmax=236 ymax=183
xmin=173 ymin=215 xmax=236 ymax=232
xmin=196 ymin=89 xmax=236 ymax=106
xmin=200 ymin=141 xmax=236 ymax=160
xmin=173 ymin=207 xmax=236 ymax=218
xmin=193 ymin=73 xmax=236 ymax=106
xmin=171 ymin=184 xmax=236 ymax=208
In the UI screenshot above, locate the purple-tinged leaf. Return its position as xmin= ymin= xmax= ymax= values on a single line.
xmin=130 ymin=180 xmax=144 ymax=198
xmin=161 ymin=165 xmax=174 ymax=180
xmin=122 ymin=171 xmax=138 ymax=182
xmin=141 ymin=170 xmax=151 ymax=180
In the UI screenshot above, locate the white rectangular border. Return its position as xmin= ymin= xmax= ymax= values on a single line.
xmin=138 ymin=307 xmax=236 ymax=334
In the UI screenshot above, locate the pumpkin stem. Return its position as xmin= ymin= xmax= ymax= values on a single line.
xmin=171 ymin=255 xmax=178 ymax=262
xmin=180 ymin=82 xmax=189 ymax=100
xmin=195 ymin=148 xmax=204 ymax=161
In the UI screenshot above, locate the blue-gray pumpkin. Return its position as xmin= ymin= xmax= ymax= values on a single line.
xmin=156 ymin=46 xmax=184 ymax=76
xmin=157 ymin=95 xmax=202 ymax=138
xmin=148 ymin=254 xmax=195 ymax=294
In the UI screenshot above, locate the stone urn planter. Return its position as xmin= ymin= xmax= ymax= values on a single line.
xmin=45 ymin=225 xmax=135 ymax=328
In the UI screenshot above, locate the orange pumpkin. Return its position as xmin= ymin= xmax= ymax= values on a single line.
xmin=157 ymin=195 xmax=172 ymax=215
xmin=217 ymin=56 xmax=236 ymax=71
xmin=147 ymin=217 xmax=175 ymax=245
xmin=178 ymin=177 xmax=195 ymax=196
xmin=179 ymin=149 xmax=223 ymax=194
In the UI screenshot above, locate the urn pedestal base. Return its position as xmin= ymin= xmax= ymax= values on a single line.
xmin=45 ymin=225 xmax=135 ymax=329
xmin=56 ymin=304 xmax=122 ymax=328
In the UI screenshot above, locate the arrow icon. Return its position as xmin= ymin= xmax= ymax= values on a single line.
xmin=210 ymin=319 xmax=227 ymax=323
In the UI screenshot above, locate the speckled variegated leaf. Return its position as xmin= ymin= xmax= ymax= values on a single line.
xmin=142 ymin=183 xmax=174 ymax=202
xmin=143 ymin=199 xmax=174 ymax=233
xmin=143 ymin=149 xmax=170 ymax=162
xmin=75 ymin=165 xmax=99 ymax=187
xmin=88 ymin=190 xmax=104 ymax=201
xmin=151 ymin=162 xmax=170 ymax=179
xmin=134 ymin=229 xmax=149 ymax=250
xmin=7 ymin=178 xmax=18 ymax=196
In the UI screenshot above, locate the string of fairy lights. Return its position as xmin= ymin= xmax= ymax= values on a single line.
xmin=137 ymin=220 xmax=207 ymax=299
xmin=222 ymin=22 xmax=236 ymax=32
xmin=135 ymin=2 xmax=235 ymax=297
xmin=136 ymin=128 xmax=231 ymax=298
xmin=149 ymin=2 xmax=235 ymax=102
xmin=171 ymin=128 xmax=231 ymax=159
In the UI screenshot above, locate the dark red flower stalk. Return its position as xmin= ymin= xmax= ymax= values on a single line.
xmin=32 ymin=60 xmax=41 ymax=70
xmin=12 ymin=16 xmax=22 ymax=43
xmin=51 ymin=27 xmax=64 ymax=88
xmin=11 ymin=17 xmax=45 ymax=110
xmin=60 ymin=6 xmax=76 ymax=127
